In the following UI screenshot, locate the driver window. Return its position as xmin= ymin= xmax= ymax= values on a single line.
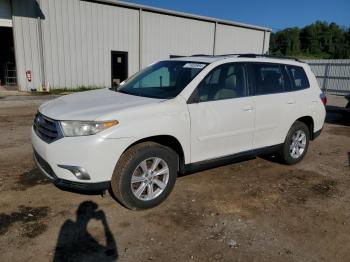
xmin=197 ymin=63 xmax=246 ymax=102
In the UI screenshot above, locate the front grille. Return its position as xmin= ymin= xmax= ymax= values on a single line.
xmin=33 ymin=112 xmax=63 ymax=143
xmin=33 ymin=150 xmax=57 ymax=179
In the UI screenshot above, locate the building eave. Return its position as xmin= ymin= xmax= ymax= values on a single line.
xmin=84 ymin=0 xmax=272 ymax=32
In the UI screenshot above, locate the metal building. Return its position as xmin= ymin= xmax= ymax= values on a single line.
xmin=0 ymin=0 xmax=271 ymax=91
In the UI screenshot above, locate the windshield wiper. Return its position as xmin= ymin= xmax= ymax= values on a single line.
xmin=116 ymin=89 xmax=131 ymax=95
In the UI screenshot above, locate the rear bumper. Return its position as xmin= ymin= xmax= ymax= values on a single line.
xmin=33 ymin=150 xmax=110 ymax=192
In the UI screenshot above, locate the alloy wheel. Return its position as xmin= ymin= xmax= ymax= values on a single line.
xmin=289 ymin=130 xmax=307 ymax=159
xmin=131 ymin=157 xmax=169 ymax=201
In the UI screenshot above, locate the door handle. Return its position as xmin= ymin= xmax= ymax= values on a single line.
xmin=242 ymin=106 xmax=254 ymax=111
xmin=287 ymin=100 xmax=296 ymax=105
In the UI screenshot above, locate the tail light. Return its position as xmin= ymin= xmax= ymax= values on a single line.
xmin=320 ymin=93 xmax=327 ymax=106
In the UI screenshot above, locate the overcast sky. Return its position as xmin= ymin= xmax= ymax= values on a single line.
xmin=121 ymin=0 xmax=350 ymax=31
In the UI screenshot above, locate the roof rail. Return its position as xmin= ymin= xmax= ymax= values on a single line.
xmin=190 ymin=54 xmax=213 ymax=57
xmin=186 ymin=53 xmax=304 ymax=63
xmin=190 ymin=53 xmax=241 ymax=57
xmin=237 ymin=53 xmax=304 ymax=62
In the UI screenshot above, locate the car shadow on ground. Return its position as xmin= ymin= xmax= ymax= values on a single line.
xmin=325 ymin=110 xmax=350 ymax=127
xmin=53 ymin=201 xmax=118 ymax=262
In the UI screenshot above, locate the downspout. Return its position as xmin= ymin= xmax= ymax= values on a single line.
xmin=37 ymin=0 xmax=46 ymax=88
xmin=139 ymin=8 xmax=142 ymax=70
xmin=262 ymin=31 xmax=266 ymax=54
xmin=213 ymin=21 xmax=217 ymax=55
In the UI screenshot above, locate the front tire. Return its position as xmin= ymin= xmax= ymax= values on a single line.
xmin=111 ymin=142 xmax=178 ymax=210
xmin=279 ymin=121 xmax=310 ymax=165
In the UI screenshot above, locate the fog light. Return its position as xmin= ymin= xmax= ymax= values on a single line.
xmin=57 ymin=165 xmax=91 ymax=180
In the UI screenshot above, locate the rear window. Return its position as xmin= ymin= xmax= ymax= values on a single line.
xmin=287 ymin=65 xmax=310 ymax=90
xmin=250 ymin=63 xmax=290 ymax=95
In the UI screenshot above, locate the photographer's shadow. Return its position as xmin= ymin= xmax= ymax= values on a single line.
xmin=54 ymin=201 xmax=118 ymax=262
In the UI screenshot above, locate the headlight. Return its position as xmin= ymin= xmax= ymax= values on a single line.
xmin=60 ymin=120 xmax=118 ymax=137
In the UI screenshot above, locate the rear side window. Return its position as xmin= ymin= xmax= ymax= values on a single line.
xmin=287 ymin=65 xmax=310 ymax=90
xmin=250 ymin=63 xmax=290 ymax=95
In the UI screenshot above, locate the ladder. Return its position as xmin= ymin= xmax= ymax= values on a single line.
xmin=5 ymin=62 xmax=17 ymax=85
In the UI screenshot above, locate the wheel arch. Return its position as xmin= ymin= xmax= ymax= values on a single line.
xmin=122 ymin=135 xmax=186 ymax=174
xmin=294 ymin=116 xmax=315 ymax=140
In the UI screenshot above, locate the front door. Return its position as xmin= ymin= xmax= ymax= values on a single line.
xmin=111 ymin=51 xmax=128 ymax=87
xmin=188 ymin=63 xmax=255 ymax=163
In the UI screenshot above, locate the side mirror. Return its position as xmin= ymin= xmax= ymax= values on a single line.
xmin=110 ymin=84 xmax=119 ymax=91
xmin=112 ymin=79 xmax=120 ymax=90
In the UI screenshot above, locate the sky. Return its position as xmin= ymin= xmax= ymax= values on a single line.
xmin=121 ymin=0 xmax=350 ymax=31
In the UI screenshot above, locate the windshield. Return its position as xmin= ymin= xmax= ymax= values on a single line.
xmin=115 ymin=61 xmax=208 ymax=99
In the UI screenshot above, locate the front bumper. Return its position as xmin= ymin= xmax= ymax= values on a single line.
xmin=31 ymin=126 xmax=134 ymax=186
xmin=33 ymin=151 xmax=110 ymax=192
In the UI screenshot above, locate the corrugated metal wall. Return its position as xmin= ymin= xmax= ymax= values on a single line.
xmin=12 ymin=0 xmax=139 ymax=91
xmin=12 ymin=0 xmax=43 ymax=91
xmin=11 ymin=0 xmax=270 ymax=91
xmin=215 ymin=24 xmax=268 ymax=54
xmin=41 ymin=0 xmax=139 ymax=89
xmin=306 ymin=59 xmax=350 ymax=95
xmin=141 ymin=12 xmax=215 ymax=67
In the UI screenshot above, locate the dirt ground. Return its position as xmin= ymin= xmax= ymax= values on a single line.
xmin=0 ymin=96 xmax=349 ymax=262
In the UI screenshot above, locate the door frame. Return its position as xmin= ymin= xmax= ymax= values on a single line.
xmin=111 ymin=51 xmax=128 ymax=86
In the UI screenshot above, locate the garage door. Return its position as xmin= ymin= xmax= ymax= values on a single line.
xmin=0 ymin=0 xmax=12 ymax=27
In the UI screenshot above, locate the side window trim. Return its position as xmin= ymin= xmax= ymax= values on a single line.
xmin=286 ymin=66 xmax=297 ymax=90
xmin=243 ymin=63 xmax=251 ymax=97
xmin=284 ymin=64 xmax=295 ymax=92
xmin=281 ymin=64 xmax=292 ymax=92
xmin=246 ymin=63 xmax=256 ymax=96
xmin=187 ymin=62 xmax=248 ymax=104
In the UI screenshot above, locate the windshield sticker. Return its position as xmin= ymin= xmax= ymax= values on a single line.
xmin=183 ymin=63 xmax=206 ymax=69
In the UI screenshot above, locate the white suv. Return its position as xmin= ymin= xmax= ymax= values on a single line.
xmin=31 ymin=54 xmax=326 ymax=209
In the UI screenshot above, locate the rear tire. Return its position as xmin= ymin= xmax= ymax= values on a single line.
xmin=110 ymin=142 xmax=178 ymax=210
xmin=279 ymin=121 xmax=310 ymax=165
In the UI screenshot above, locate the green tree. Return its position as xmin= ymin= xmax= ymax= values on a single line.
xmin=270 ymin=21 xmax=350 ymax=59
xmin=270 ymin=28 xmax=300 ymax=56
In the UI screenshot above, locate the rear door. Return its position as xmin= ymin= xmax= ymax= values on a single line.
xmin=247 ymin=62 xmax=298 ymax=149
xmin=286 ymin=64 xmax=313 ymax=111
xmin=188 ymin=62 xmax=255 ymax=163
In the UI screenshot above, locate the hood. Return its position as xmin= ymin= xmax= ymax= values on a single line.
xmin=39 ymin=88 xmax=163 ymax=120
